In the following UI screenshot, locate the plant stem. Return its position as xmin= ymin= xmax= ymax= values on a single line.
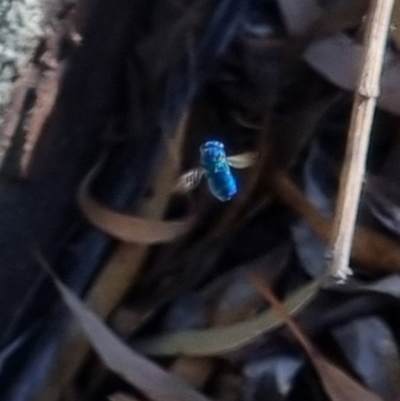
xmin=328 ymin=0 xmax=396 ymax=280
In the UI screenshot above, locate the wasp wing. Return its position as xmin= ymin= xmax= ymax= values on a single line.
xmin=231 ymin=111 xmax=261 ymax=130
xmin=173 ymin=168 xmax=205 ymax=194
xmin=227 ymin=152 xmax=257 ymax=169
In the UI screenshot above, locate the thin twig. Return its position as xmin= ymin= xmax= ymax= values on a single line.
xmin=328 ymin=0 xmax=395 ymax=280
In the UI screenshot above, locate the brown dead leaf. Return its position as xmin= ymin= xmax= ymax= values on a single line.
xmin=277 ymin=0 xmax=322 ymax=36
xmin=78 ymin=110 xmax=194 ymax=244
xmin=109 ymin=393 xmax=142 ymax=401
xmin=310 ymin=0 xmax=369 ymax=36
xmin=249 ymin=273 xmax=384 ymax=401
xmin=172 ymin=357 xmax=215 ymax=389
xmin=268 ymin=170 xmax=400 ymax=273
xmin=78 ymin=179 xmax=193 ymax=244
xmin=278 ymin=0 xmax=400 ymax=116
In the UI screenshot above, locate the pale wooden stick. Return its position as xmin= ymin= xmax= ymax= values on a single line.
xmin=328 ymin=0 xmax=395 ymax=280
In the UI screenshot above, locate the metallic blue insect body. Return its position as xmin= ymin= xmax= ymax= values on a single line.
xmin=200 ymin=141 xmax=238 ymax=201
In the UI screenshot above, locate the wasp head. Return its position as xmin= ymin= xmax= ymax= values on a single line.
xmin=200 ymin=141 xmax=226 ymax=168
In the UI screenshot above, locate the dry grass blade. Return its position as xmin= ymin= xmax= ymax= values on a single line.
xmin=36 ymin=253 xmax=212 ymax=401
xmin=249 ymin=272 xmax=384 ymax=401
xmin=328 ymin=0 xmax=395 ymax=280
xmin=135 ymin=280 xmax=319 ymax=356
xmin=35 ymin=247 xmax=150 ymax=401
xmin=35 ymin=110 xmax=191 ymax=401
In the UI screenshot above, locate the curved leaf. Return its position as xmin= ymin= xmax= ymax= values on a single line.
xmin=134 ymin=280 xmax=319 ymax=356
xmin=40 ymin=256 xmax=212 ymax=401
xmin=78 ymin=179 xmax=192 ymax=244
xmin=250 ymin=273 xmax=384 ymax=401
xmin=78 ymin=111 xmax=194 ymax=244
